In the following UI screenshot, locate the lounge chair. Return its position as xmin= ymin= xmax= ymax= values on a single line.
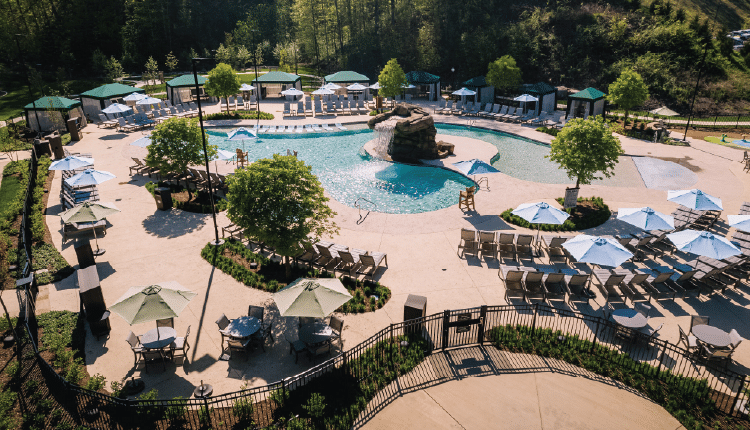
xmin=478 ymin=231 xmax=498 ymax=259
xmin=267 ymin=125 xmax=277 ymax=133
xmin=500 ymin=266 xmax=526 ymax=302
xmin=97 ymin=114 xmax=118 ymax=128
xmin=297 ymin=101 xmax=305 ymax=117
xmin=117 ymin=118 xmax=135 ymax=132
xmin=306 ymin=99 xmax=313 ymax=116
xmin=335 ymin=123 xmax=347 ymax=131
xmin=515 ymin=235 xmax=534 ymax=262
xmin=458 ymin=228 xmax=479 ymax=257
xmin=493 ymin=105 xmax=510 ymax=120
xmin=451 ymin=101 xmax=463 ymax=115
xmin=338 ymin=250 xmax=363 ymax=275
xmin=311 ymin=124 xmax=323 ymax=132
xmin=358 ymin=252 xmax=387 ymax=279
xmin=468 ymin=103 xmax=482 ymax=116
xmin=594 ymin=270 xmax=629 ymax=304
xmin=326 ymin=101 xmax=335 ymax=114
xmin=478 ymin=103 xmax=494 ymax=118
xmin=283 ymin=102 xmax=291 ymax=117
xmin=295 ymin=125 xmax=304 ymax=133
xmin=565 ymin=273 xmax=591 ymax=305
xmin=315 ymin=101 xmax=324 ymax=116
xmin=643 ymin=270 xmax=682 ymax=300
xmin=620 ymin=271 xmax=652 ymax=303
xmin=357 ymin=100 xmax=367 ymax=114
xmin=459 ymin=102 xmax=473 ymax=116
xmin=497 ymin=233 xmax=516 ymax=261
xmin=322 ymin=124 xmax=334 ymax=132
xmin=524 ymin=271 xmax=547 ymax=302
xmin=303 ymin=124 xmax=314 ymax=132
xmin=543 ymin=272 xmax=568 ymax=302
xmin=441 ymin=100 xmax=453 ymax=115
xmin=434 ymin=99 xmax=446 ymax=114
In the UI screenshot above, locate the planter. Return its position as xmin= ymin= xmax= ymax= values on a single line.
xmin=3 ymin=335 xmax=15 ymax=348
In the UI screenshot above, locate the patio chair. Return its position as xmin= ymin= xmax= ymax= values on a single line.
xmin=457 ymin=228 xmax=479 ymax=257
xmin=635 ymin=302 xmax=652 ymax=318
xmin=544 ymin=236 xmax=568 ymax=264
xmin=639 ymin=322 xmax=663 ymax=339
xmin=358 ymin=253 xmax=388 ymax=279
xmin=478 ymin=231 xmax=498 ymax=259
xmin=216 ymin=313 xmax=230 ymax=349
xmin=117 ymin=117 xmax=135 ymax=132
xmin=458 ymin=186 xmax=476 ymax=211
xmin=299 ymin=316 xmax=316 ymax=328
xmin=285 ymin=333 xmax=307 ymax=364
xmin=330 ymin=316 xmax=344 ymax=348
xmin=237 ymin=96 xmax=245 ymax=109
xmin=543 ymin=272 xmax=568 ymax=303
xmin=248 ymin=305 xmax=264 ymax=322
xmin=442 ymin=100 xmax=453 ymax=115
xmin=97 ymin=114 xmax=118 ymax=128
xmin=338 ymin=250 xmax=363 ymax=275
xmin=689 ymin=315 xmax=710 ymax=334
xmin=170 ymin=325 xmax=190 ymax=364
xmin=665 ymin=270 xmax=700 ymax=297
xmin=293 ymin=125 xmax=303 ymax=133
xmin=227 ymin=338 xmax=252 ymax=361
xmin=307 ymin=339 xmax=332 ymax=362
xmin=524 ymin=271 xmax=547 ymax=302
xmin=156 ymin=318 xmax=174 ymax=328
xmin=729 ymin=329 xmax=743 ymax=351
xmin=335 ymin=123 xmax=348 ymax=130
xmin=515 ymin=235 xmax=535 ymax=262
xmin=644 ymin=270 xmax=681 ymax=300
xmin=129 ymin=158 xmax=148 ymax=176
xmin=622 ymin=271 xmax=652 ymax=303
xmin=251 ymin=315 xmax=274 ymax=352
xmin=312 ymin=124 xmax=323 ymax=132
xmin=306 ymin=99 xmax=313 ymax=116
xmin=126 ymin=331 xmax=144 ymax=366
xmin=702 ymin=345 xmax=733 ymax=368
xmin=501 ymin=266 xmax=526 ymax=302
xmin=315 ymin=243 xmax=341 ymax=269
xmin=478 ymin=103 xmax=493 ymax=118
xmin=678 ymin=325 xmax=699 ymax=353
xmin=451 ymin=101 xmax=463 ymax=115
xmin=142 ymin=348 xmax=167 ymax=372
xmin=566 ymin=273 xmax=591 ymax=305
xmin=492 ymin=105 xmax=509 ymax=120
xmin=283 ymin=102 xmax=291 ymax=117
xmin=322 ymin=124 xmax=335 ymax=132
xmin=296 ymin=241 xmax=321 ymax=266
xmin=315 ymin=101 xmax=324 ymax=116
xmin=326 ymin=101 xmax=335 ymax=114
xmin=497 ymin=233 xmax=516 ymax=261
xmin=297 ymin=101 xmax=305 ymax=117
xmin=434 ymin=99 xmax=446 ymax=114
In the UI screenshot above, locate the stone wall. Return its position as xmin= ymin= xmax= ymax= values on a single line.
xmin=368 ymin=104 xmax=439 ymax=162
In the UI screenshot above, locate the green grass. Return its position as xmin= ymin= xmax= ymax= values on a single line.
xmin=704 ymin=135 xmax=750 ymax=151
xmin=0 ymin=73 xmax=106 ymax=120
xmin=142 ymin=83 xmax=166 ymax=94
xmin=0 ymin=175 xmax=22 ymax=219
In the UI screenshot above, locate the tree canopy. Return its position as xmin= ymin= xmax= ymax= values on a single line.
xmin=204 ymin=63 xmax=241 ymax=113
xmin=607 ymin=69 xmax=649 ymax=121
xmin=378 ymin=59 xmax=407 ymax=99
xmin=226 ymin=154 xmax=338 ymax=277
xmin=547 ymin=116 xmax=623 ymax=188
xmin=486 ymin=56 xmax=523 ymax=93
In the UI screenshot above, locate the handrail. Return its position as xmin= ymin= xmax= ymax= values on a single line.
xmin=354 ymin=196 xmax=376 ymax=225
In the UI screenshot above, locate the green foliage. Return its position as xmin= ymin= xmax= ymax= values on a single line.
xmin=547 ymin=116 xmax=623 ymax=188
xmin=164 ymin=397 xmax=188 ymax=422
xmin=146 ymin=117 xmax=216 ymax=181
xmin=145 ymin=181 xmax=227 ymax=213
xmin=109 ymin=381 xmax=124 ymax=398
xmin=37 ymin=311 xmax=86 ymax=380
xmin=104 ymin=57 xmax=124 ymax=83
xmin=302 ymin=393 xmax=326 ymax=419
xmin=204 ymin=63 xmax=241 ymax=113
xmin=535 ymin=127 xmax=559 ymax=137
xmin=377 ymin=59 xmax=407 ymax=99
xmin=204 ymin=111 xmax=274 ymax=121
xmin=607 ymin=68 xmax=649 ymax=120
xmin=486 ymin=55 xmax=523 ymax=92
xmin=164 ymin=52 xmax=179 ymax=73
xmin=0 ymin=389 xmax=17 ymax=430
xmin=226 ymin=154 xmax=337 ymax=276
xmin=501 ymin=197 xmax=611 ymax=232
xmin=233 ymin=386 xmax=255 ymax=421
xmin=84 ymin=374 xmax=107 ymax=392
xmin=31 ymin=243 xmax=75 ymax=285
xmin=4 ymin=361 xmax=21 ymax=379
xmin=144 ymin=56 xmax=159 ymax=86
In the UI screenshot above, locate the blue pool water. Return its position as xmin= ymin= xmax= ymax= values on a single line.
xmin=208 ymin=128 xmax=476 ymax=214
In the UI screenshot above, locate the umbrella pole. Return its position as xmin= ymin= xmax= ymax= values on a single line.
xmin=92 ymin=224 xmax=105 ymax=256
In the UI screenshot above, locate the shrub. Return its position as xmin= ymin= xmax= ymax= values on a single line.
xmin=500 ymin=196 xmax=611 ymax=232
xmin=204 ymin=111 xmax=274 ymax=121
xmin=84 ymin=374 xmax=107 ymax=391
xmin=535 ymin=126 xmax=559 ymax=137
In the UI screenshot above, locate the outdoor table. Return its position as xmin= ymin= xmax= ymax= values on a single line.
xmin=299 ymin=321 xmax=333 ymax=345
xmin=224 ymin=316 xmax=261 ymax=339
xmin=611 ymin=309 xmax=648 ymax=329
xmin=141 ymin=327 xmax=176 ymax=349
xmin=692 ymin=325 xmax=732 ymax=348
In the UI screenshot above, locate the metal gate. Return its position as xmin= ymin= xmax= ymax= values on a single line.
xmin=441 ymin=306 xmax=486 ymax=350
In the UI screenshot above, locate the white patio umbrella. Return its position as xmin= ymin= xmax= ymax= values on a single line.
xmin=212 ymin=149 xmax=236 ymax=170
xmin=512 ymin=201 xmax=570 ymax=242
xmin=226 ymin=127 xmax=257 ymax=152
xmin=123 ymin=93 xmax=147 ymax=102
xmin=281 ymin=88 xmax=304 ymax=96
xmin=49 ymin=156 xmax=94 ymax=171
xmin=368 ymin=82 xmax=380 ymax=90
xmin=650 ymin=106 xmax=679 ymax=117
xmin=562 ymin=234 xmax=633 ymax=268
xmin=616 ymin=207 xmax=675 ymax=231
xmin=102 ymin=103 xmax=132 ymax=116
xmin=667 ymin=189 xmax=723 ymax=211
xmin=728 ymin=215 xmax=750 ymax=232
xmin=273 ymin=278 xmax=353 ymax=318
xmin=452 ymin=87 xmax=476 ymax=104
xmin=240 ymin=83 xmax=255 ymax=92
xmin=514 ymin=94 xmax=539 ymax=113
xmin=346 ymin=83 xmax=367 ymax=91
xmin=130 ymin=135 xmax=152 ymax=148
xmin=667 ymin=229 xmax=741 ymax=260
xmin=64 ymin=169 xmax=116 ymax=187
xmin=312 ymin=88 xmax=335 ymax=95
xmin=59 ymin=201 xmax=120 ymax=254
xmin=323 ymin=83 xmax=342 ymax=90
xmin=110 ymin=282 xmax=197 ymax=326
xmin=136 ymin=97 xmax=162 ymax=106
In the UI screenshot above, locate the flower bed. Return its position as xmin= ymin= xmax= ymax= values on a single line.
xmin=500 ymin=196 xmax=611 ymax=232
xmin=145 ymin=181 xmax=227 ymax=213
xmin=205 ymin=111 xmax=274 ymax=121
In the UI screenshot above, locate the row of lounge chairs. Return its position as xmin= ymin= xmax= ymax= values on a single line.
xmin=60 ymin=153 xmax=99 ymax=210
xmin=221 ymin=96 xmax=258 ymax=111
xmin=98 ymin=102 xmax=200 ymax=131
xmin=434 ymin=101 xmax=569 ymax=128
xmin=128 ymin=158 xmax=228 ymax=194
xmin=282 ymin=100 xmax=371 ymax=117
xmin=251 ymin=123 xmax=348 ymax=134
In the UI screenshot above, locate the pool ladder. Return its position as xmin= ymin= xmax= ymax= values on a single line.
xmin=466 ymin=120 xmax=476 ymax=128
xmin=355 ymin=197 xmax=377 ymax=225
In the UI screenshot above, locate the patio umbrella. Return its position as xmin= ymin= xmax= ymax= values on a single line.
xmin=563 ymin=234 xmax=633 ymax=268
xmin=667 ymin=189 xmax=723 ymax=211
xmin=110 ymin=282 xmax=197 ymax=326
xmin=728 ymin=215 xmax=750 ymax=232
xmin=650 ymin=106 xmax=679 ymax=117
xmin=136 ymin=97 xmax=162 ymax=106
xmin=64 ymin=169 xmax=116 ymax=188
xmin=123 ymin=93 xmax=147 ymax=102
xmin=130 ymin=135 xmax=152 ymax=148
xmin=368 ymin=82 xmax=380 ymax=90
xmin=273 ymin=278 xmax=353 ymax=318
xmin=281 ymin=88 xmax=304 ymax=96
xmin=102 ymin=103 xmax=132 ymax=116
xmin=452 ymin=87 xmax=476 ymax=104
xmin=323 ymin=83 xmax=342 ymax=90
xmin=667 ymin=229 xmax=741 ymax=260
xmin=452 ymin=159 xmax=500 ymax=176
xmin=59 ymin=201 xmax=120 ymax=254
xmin=514 ymin=94 xmax=539 ymax=113
xmin=212 ymin=149 xmax=236 ymax=170
xmin=346 ymin=83 xmax=367 ymax=91
xmin=240 ymin=83 xmax=255 ymax=91
xmin=226 ymin=127 xmax=257 ymax=152
xmin=49 ymin=155 xmax=94 ymax=171
xmin=512 ymin=202 xmax=570 ymax=242
xmin=616 ymin=207 xmax=675 ymax=231
xmin=312 ymin=88 xmax=335 ymax=95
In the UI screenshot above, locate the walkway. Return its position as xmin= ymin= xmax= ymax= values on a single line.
xmin=355 ymin=346 xmax=682 ymax=430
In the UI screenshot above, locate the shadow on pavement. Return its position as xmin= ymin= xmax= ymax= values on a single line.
xmin=142 ymin=210 xmax=208 ymax=238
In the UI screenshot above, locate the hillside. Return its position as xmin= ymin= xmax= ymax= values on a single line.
xmin=671 ymin=0 xmax=750 ymax=30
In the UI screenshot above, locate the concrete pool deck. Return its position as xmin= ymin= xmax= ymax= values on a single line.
xmin=8 ymin=97 xmax=750 ymax=426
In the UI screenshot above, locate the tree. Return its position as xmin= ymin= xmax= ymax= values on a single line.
xmin=607 ymin=68 xmax=649 ymax=123
xmin=226 ymin=154 xmax=338 ymax=278
xmin=165 ymin=51 xmax=179 ymax=73
xmin=486 ymin=55 xmax=522 ymax=94
xmin=236 ymin=46 xmax=251 ymax=71
xmin=204 ymin=63 xmax=241 ymax=113
xmin=547 ymin=116 xmax=623 ymax=188
xmin=215 ymin=43 xmax=234 ymax=67
xmin=0 ymin=130 xmax=20 ymax=162
xmin=145 ymin=117 xmax=216 ymax=198
xmin=144 ymin=56 xmax=159 ymax=87
xmin=378 ymin=58 xmax=407 ymax=99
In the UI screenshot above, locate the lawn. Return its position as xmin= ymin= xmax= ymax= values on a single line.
xmin=0 ymin=174 xmax=22 ymax=219
xmin=0 ymin=73 xmax=106 ymax=120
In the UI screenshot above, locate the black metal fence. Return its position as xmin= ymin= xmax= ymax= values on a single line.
xmin=16 ymin=146 xmax=38 ymax=345
xmin=608 ymin=109 xmax=750 ymax=129
xmin=18 ymin=303 xmax=749 ymax=429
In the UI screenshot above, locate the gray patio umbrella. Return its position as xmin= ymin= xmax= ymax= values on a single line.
xmin=109 ymin=282 xmax=197 ymax=326
xmin=650 ymin=106 xmax=679 ymax=117
xmin=49 ymin=156 xmax=94 ymax=171
xmin=273 ymin=278 xmax=352 ymax=318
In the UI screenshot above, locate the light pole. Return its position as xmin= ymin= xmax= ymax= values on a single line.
xmin=191 ymin=57 xmax=222 ymax=246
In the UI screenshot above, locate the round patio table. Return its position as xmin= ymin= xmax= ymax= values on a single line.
xmin=141 ymin=327 xmax=176 ymax=349
xmin=691 ymin=325 xmax=731 ymax=348
xmin=300 ymin=322 xmax=333 ymax=345
xmin=611 ymin=309 xmax=648 ymax=329
xmin=225 ymin=316 xmax=260 ymax=339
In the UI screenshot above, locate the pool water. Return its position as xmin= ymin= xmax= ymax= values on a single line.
xmin=207 ymin=128 xmax=476 ymax=214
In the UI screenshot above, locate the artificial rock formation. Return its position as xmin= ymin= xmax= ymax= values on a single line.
xmin=368 ymin=103 xmax=441 ymax=162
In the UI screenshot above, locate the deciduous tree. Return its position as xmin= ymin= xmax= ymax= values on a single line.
xmin=486 ymin=56 xmax=522 ymax=94
xmin=204 ymin=63 xmax=241 ymax=113
xmin=144 ymin=56 xmax=159 ymax=86
xmin=607 ymin=68 xmax=649 ymax=122
xmin=165 ymin=51 xmax=179 ymax=73
xmin=378 ymin=58 xmax=407 ymax=99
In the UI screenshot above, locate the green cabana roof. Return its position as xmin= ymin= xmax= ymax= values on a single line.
xmin=253 ymin=71 xmax=301 ymax=84
xmin=569 ymin=87 xmax=606 ymax=100
xmin=405 ymin=71 xmax=440 ymax=84
xmin=166 ymin=74 xmax=206 ymax=88
xmin=25 ymin=96 xmax=81 ymax=110
xmin=324 ymin=71 xmax=369 ymax=83
xmin=521 ymin=82 xmax=557 ymax=95
xmin=463 ymin=76 xmax=489 ymax=88
xmin=80 ymin=83 xmax=144 ymax=100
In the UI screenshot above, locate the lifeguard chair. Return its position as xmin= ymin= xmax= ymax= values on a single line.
xmin=459 ymin=186 xmax=476 ymax=211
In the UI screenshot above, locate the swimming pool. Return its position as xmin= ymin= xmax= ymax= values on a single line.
xmin=207 ymin=128 xmax=476 ymax=214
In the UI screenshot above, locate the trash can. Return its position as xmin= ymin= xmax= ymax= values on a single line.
xmin=48 ymin=134 xmax=64 ymax=159
xmin=67 ymin=118 xmax=82 ymax=141
xmin=33 ymin=139 xmax=51 ymax=157
xmin=403 ymin=294 xmax=427 ymax=335
xmin=154 ymin=187 xmax=172 ymax=211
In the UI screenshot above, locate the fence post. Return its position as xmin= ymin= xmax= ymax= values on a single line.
xmin=738 ymin=114 xmax=742 ymax=128
xmin=657 ymin=341 xmax=667 ymax=376
xmin=731 ymin=374 xmax=747 ymax=417
xmin=591 ymin=317 xmax=600 ymax=352
xmin=714 ymin=115 xmax=718 ymax=126
xmin=530 ymin=303 xmax=538 ymax=338
xmin=477 ymin=305 xmax=487 ymax=345
xmin=342 ymin=350 xmax=347 ymax=374
xmin=441 ymin=310 xmax=450 ymax=351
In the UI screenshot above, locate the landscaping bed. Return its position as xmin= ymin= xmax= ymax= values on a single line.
xmin=501 ymin=196 xmax=611 ymax=232
xmin=205 ymin=111 xmax=274 ymax=121
xmin=145 ymin=181 xmax=227 ymax=214
xmin=201 ymin=239 xmax=391 ymax=313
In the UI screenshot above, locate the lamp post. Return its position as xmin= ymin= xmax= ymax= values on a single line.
xmin=191 ymin=57 xmax=222 ymax=247
xmin=451 ymin=67 xmax=455 ymax=94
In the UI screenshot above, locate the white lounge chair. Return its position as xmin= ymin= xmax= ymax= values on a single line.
xmin=322 ymin=124 xmax=334 ymax=131
xmin=311 ymin=124 xmax=322 ymax=132
xmin=295 ymin=125 xmax=304 ymax=133
xmin=335 ymin=123 xmax=347 ymax=131
xmin=267 ymin=125 xmax=277 ymax=133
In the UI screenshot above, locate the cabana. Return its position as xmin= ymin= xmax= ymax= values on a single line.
xmin=324 ymin=71 xmax=370 ymax=98
xmin=405 ymin=71 xmax=440 ymax=101
xmin=567 ymin=87 xmax=606 ymax=119
xmin=166 ymin=74 xmax=208 ymax=103
xmin=252 ymin=71 xmax=302 ymax=100
xmin=520 ymin=82 xmax=557 ymax=115
xmin=462 ymin=76 xmax=495 ymax=105
xmin=79 ymin=83 xmax=144 ymax=118
xmin=25 ymin=96 xmax=84 ymax=133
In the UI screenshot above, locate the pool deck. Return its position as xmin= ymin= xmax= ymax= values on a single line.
xmin=7 ymin=98 xmax=750 ymax=425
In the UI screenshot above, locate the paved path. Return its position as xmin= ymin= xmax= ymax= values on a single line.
xmin=356 ymin=346 xmax=682 ymax=430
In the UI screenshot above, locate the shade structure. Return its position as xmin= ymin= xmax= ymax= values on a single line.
xmin=369 ymin=82 xmax=380 ymax=90
xmin=273 ymin=278 xmax=353 ymax=318
xmin=617 ymin=207 xmax=675 ymax=231
xmin=402 ymin=84 xmax=417 ymax=89
xmin=281 ymin=88 xmax=304 ymax=96
xmin=514 ymin=94 xmax=539 ymax=102
xmin=49 ymin=156 xmax=94 ymax=171
xmin=64 ymin=169 xmax=116 ymax=187
xmin=110 ymin=282 xmax=197 ymax=326
xmin=131 ymin=135 xmax=152 ymax=148
xmin=452 ymin=159 xmax=500 ymax=176
xmin=667 ymin=230 xmax=741 ymax=260
xmin=728 ymin=215 xmax=750 ymax=232
xmin=512 ymin=202 xmax=570 ymax=225
xmin=240 ymin=83 xmax=255 ymax=91
xmin=324 ymin=71 xmax=370 ymax=83
xmin=650 ymin=106 xmax=679 ymax=116
xmin=346 ymin=83 xmax=367 ymax=91
xmin=667 ymin=189 xmax=723 ymax=211
xmin=102 ymin=103 xmax=132 ymax=114
xmin=226 ymin=127 xmax=257 ymax=141
xmin=60 ymin=201 xmax=120 ymax=224
xmin=213 ymin=149 xmax=236 ymax=161
xmin=323 ymin=83 xmax=342 ymax=90
xmin=136 ymin=97 xmax=162 ymax=105
xmin=312 ymin=88 xmax=335 ymax=95
xmin=123 ymin=93 xmax=147 ymax=102
xmin=563 ymin=234 xmax=633 ymax=268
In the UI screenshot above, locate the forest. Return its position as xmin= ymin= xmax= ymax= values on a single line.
xmin=2 ymin=0 xmax=750 ymax=114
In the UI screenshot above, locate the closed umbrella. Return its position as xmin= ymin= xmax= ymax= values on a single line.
xmin=452 ymin=159 xmax=500 ymax=176
xmin=273 ymin=278 xmax=353 ymax=318
xmin=512 ymin=202 xmax=570 ymax=242
xmin=563 ymin=234 xmax=633 ymax=268
xmin=667 ymin=229 xmax=741 ymax=260
xmin=668 ymin=189 xmax=723 ymax=211
xmin=64 ymin=169 xmax=116 ymax=188
xmin=110 ymin=282 xmax=197 ymax=326
xmin=130 ymin=135 xmax=152 ymax=148
xmin=616 ymin=207 xmax=675 ymax=231
xmin=728 ymin=215 xmax=750 ymax=232
xmin=59 ymin=201 xmax=120 ymax=254
xmin=49 ymin=156 xmax=94 ymax=171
